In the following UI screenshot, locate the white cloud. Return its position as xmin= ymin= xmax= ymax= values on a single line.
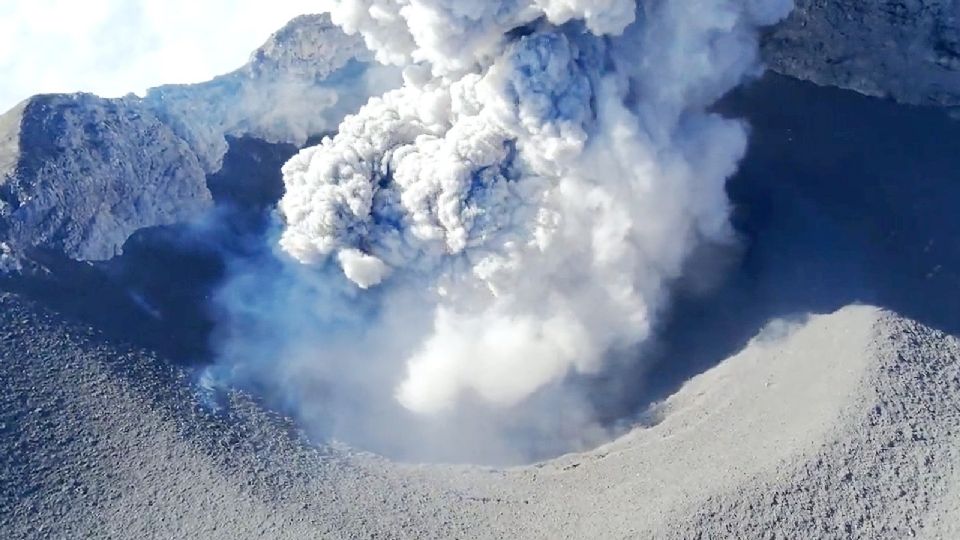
xmin=0 ymin=0 xmax=321 ymax=112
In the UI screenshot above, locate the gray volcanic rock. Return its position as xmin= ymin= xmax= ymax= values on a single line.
xmin=0 ymin=14 xmax=399 ymax=265
xmin=142 ymin=14 xmax=400 ymax=172
xmin=0 ymin=94 xmax=211 ymax=262
xmin=764 ymin=0 xmax=960 ymax=106
xmin=245 ymin=14 xmax=373 ymax=81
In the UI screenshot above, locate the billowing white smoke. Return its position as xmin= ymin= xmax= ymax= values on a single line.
xmin=212 ymin=0 xmax=792 ymax=461
xmin=278 ymin=0 xmax=790 ymax=412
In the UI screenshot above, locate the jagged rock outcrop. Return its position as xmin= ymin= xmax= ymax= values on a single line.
xmin=0 ymin=14 xmax=398 ymax=264
xmin=764 ymin=0 xmax=960 ymax=107
xmin=0 ymin=94 xmax=211 ymax=261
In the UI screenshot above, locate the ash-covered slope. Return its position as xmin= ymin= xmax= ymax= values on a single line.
xmin=4 ymin=293 xmax=959 ymax=539
xmin=0 ymin=14 xmax=398 ymax=263
xmin=764 ymin=0 xmax=960 ymax=106
xmin=670 ymin=309 xmax=960 ymax=539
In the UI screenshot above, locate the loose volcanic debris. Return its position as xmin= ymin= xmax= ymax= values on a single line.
xmin=3 ymin=293 xmax=960 ymax=539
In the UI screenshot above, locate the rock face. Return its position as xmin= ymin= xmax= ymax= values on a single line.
xmin=764 ymin=0 xmax=960 ymax=107
xmin=0 ymin=94 xmax=211 ymax=261
xmin=0 ymin=14 xmax=398 ymax=264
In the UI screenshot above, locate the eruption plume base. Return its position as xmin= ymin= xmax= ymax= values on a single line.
xmin=211 ymin=0 xmax=794 ymax=463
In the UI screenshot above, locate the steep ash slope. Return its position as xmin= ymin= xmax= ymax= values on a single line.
xmin=4 ymin=291 xmax=960 ymax=539
xmin=0 ymin=291 xmax=365 ymax=539
xmin=669 ymin=311 xmax=960 ymax=539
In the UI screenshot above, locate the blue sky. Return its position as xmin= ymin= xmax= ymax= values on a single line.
xmin=0 ymin=1 xmax=324 ymax=112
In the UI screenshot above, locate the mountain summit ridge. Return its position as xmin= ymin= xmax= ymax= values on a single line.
xmin=0 ymin=14 xmax=396 ymax=263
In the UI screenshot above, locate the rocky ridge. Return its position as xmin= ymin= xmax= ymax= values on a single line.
xmin=0 ymin=14 xmax=395 ymax=263
xmin=0 ymin=94 xmax=210 ymax=261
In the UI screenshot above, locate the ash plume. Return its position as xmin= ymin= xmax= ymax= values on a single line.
xmin=209 ymin=0 xmax=793 ymax=462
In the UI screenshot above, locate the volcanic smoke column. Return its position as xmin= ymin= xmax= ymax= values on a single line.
xmin=277 ymin=0 xmax=793 ymax=414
